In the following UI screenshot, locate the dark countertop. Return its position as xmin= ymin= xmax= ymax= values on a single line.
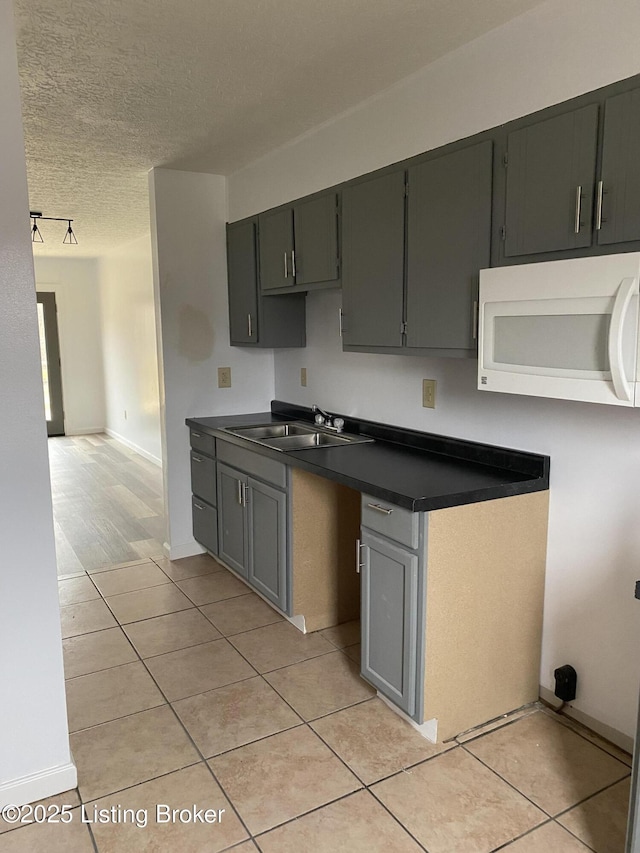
xmin=186 ymin=401 xmax=549 ymax=512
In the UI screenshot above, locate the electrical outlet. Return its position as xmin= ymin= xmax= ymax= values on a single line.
xmin=218 ymin=367 xmax=232 ymax=388
xmin=422 ymin=379 xmax=436 ymax=409
xmin=300 ymin=367 xmax=307 ymax=387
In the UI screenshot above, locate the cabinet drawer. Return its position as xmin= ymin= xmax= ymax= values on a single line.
xmin=190 ymin=429 xmax=215 ymax=457
xmin=217 ymin=440 xmax=287 ymax=488
xmin=191 ymin=451 xmax=216 ymax=506
xmin=192 ymin=497 xmax=218 ymax=555
xmin=361 ymin=494 xmax=419 ymax=549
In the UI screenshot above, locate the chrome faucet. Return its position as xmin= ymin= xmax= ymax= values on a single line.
xmin=312 ymin=405 xmax=345 ymax=433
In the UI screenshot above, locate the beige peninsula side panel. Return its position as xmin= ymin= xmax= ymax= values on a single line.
xmin=424 ymin=490 xmax=549 ymax=741
xmin=291 ymin=468 xmax=361 ymax=632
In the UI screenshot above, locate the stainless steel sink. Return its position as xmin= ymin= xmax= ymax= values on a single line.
xmin=222 ymin=421 xmax=373 ymax=451
xmin=228 ymin=423 xmax=315 ymax=440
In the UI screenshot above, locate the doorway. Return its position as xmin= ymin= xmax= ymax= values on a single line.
xmin=36 ymin=291 xmax=64 ymax=436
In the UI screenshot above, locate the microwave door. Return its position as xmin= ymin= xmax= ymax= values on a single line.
xmin=479 ymin=278 xmax=639 ymax=406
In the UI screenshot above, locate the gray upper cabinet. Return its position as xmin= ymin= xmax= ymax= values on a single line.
xmin=293 ymin=193 xmax=340 ymax=287
xmin=341 ymin=169 xmax=406 ymax=348
xmin=406 ymin=141 xmax=492 ymax=352
xmin=597 ymin=86 xmax=640 ymax=245
xmin=503 ymin=103 xmax=599 ymax=257
xmin=360 ymin=529 xmax=419 ymax=717
xmin=227 ymin=218 xmax=306 ymax=349
xmin=258 ymin=192 xmax=340 ymax=294
xmin=259 ymin=208 xmax=295 ymax=291
xmin=227 ymin=218 xmax=259 ymax=344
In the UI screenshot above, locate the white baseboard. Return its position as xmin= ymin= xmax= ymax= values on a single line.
xmin=0 ymin=761 xmax=77 ymax=808
xmin=64 ymin=427 xmax=104 ymax=436
xmin=539 ymin=685 xmax=633 ymax=753
xmin=377 ymin=694 xmax=438 ymax=743
xmin=105 ymin=429 xmax=162 ymax=467
xmin=165 ymin=540 xmax=206 ymax=560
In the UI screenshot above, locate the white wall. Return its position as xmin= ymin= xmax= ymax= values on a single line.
xmin=33 ymin=256 xmax=105 ymax=435
xmin=228 ymin=0 xmax=640 ymax=741
xmin=99 ymin=235 xmax=162 ymax=464
xmin=0 ymin=0 xmax=75 ymax=805
xmin=149 ymin=168 xmax=275 ymax=559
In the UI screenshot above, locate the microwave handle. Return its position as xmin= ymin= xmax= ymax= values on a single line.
xmin=608 ymin=276 xmax=638 ymax=403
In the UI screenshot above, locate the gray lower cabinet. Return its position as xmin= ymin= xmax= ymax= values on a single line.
xmin=227 ymin=217 xmax=306 ymax=348
xmin=217 ymin=463 xmax=248 ymax=578
xmin=216 ymin=459 xmax=289 ymax=612
xmin=192 ymin=497 xmax=218 ymax=555
xmin=246 ymin=477 xmax=287 ymax=610
xmin=503 ymin=103 xmax=599 ymax=257
xmin=360 ymin=529 xmax=420 ymax=717
xmin=189 ymin=430 xmax=218 ymax=556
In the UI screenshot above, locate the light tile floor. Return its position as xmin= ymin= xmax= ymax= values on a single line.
xmin=0 ymin=553 xmax=632 ymax=852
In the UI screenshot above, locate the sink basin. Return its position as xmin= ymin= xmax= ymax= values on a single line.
xmin=228 ymin=423 xmax=315 ymax=440
xmin=223 ymin=421 xmax=374 ymax=451
xmin=264 ymin=432 xmax=357 ymax=450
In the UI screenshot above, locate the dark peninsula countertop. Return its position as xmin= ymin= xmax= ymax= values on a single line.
xmin=186 ymin=400 xmax=549 ymax=512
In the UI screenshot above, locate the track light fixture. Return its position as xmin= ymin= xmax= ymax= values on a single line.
xmin=30 ymin=211 xmax=78 ymax=245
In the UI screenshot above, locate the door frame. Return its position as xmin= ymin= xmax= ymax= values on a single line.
xmin=36 ymin=291 xmax=65 ymax=436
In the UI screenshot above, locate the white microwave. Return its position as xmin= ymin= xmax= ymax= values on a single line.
xmin=478 ymin=253 xmax=640 ymax=407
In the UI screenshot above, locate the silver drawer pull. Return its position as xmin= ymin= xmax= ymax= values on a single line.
xmin=367 ymin=503 xmax=393 ymax=515
xmin=192 ymin=455 xmax=204 ymax=463
xmin=191 ymin=431 xmax=202 ymax=438
xmin=596 ymin=180 xmax=604 ymax=230
xmin=194 ymin=502 xmax=207 ymax=511
xmin=237 ymin=480 xmax=243 ymax=506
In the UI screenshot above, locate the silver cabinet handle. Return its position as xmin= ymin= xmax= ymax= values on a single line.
xmin=367 ymin=503 xmax=393 ymax=515
xmin=247 ymin=313 xmax=253 ymax=337
xmin=237 ymin=480 xmax=243 ymax=506
xmin=242 ymin=482 xmax=249 ymax=506
xmin=596 ymin=180 xmax=604 ymax=230
xmin=574 ymin=185 xmax=582 ymax=234
xmin=338 ymin=308 xmax=344 ymax=337
xmin=291 ymin=250 xmax=296 ymax=278
xmin=194 ymin=501 xmax=206 ymax=511
xmin=192 ymin=455 xmax=204 ymax=463
xmin=472 ymin=300 xmax=479 ymax=341
xmin=356 ymin=539 xmax=366 ymax=574
xmin=191 ymin=431 xmax=202 ymax=438
xmin=283 ymin=252 xmax=288 ymax=279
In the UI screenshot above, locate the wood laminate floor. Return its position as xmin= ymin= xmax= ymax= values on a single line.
xmin=48 ymin=434 xmax=165 ymax=578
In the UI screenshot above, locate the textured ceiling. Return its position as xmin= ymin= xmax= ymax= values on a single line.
xmin=14 ymin=0 xmax=545 ymax=257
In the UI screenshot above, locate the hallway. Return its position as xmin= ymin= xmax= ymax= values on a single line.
xmin=49 ymin=434 xmax=164 ymax=577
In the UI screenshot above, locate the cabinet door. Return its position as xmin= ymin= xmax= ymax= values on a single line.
xmin=360 ymin=530 xmax=419 ymax=716
xmin=259 ymin=208 xmax=295 ymax=291
xmin=293 ymin=193 xmax=339 ymax=287
xmin=504 ymin=104 xmax=599 ymax=257
xmin=217 ymin=464 xmax=247 ymax=578
xmin=406 ymin=141 xmax=492 ymax=351
xmin=342 ymin=170 xmax=405 ymax=347
xmin=598 ymin=87 xmax=640 ymax=245
xmin=227 ymin=220 xmax=259 ymax=345
xmin=246 ymin=477 xmax=287 ymax=612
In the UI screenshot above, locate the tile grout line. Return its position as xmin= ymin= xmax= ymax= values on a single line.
xmin=73 ymin=607 xmax=257 ymax=849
